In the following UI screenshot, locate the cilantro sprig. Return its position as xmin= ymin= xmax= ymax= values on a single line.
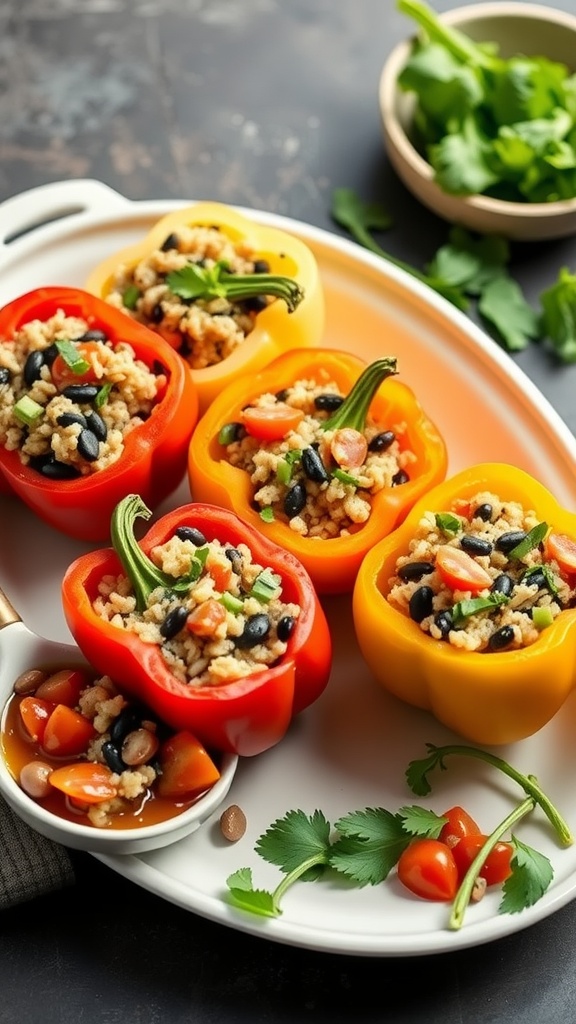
xmin=165 ymin=260 xmax=304 ymax=313
xmin=226 ymin=743 xmax=572 ymax=931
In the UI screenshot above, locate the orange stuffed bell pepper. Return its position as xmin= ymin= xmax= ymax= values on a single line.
xmin=353 ymin=463 xmax=576 ymax=745
xmin=61 ymin=494 xmax=332 ymax=757
xmin=0 ymin=286 xmax=198 ymax=541
xmin=187 ymin=348 xmax=448 ymax=594
xmin=84 ymin=202 xmax=325 ymax=414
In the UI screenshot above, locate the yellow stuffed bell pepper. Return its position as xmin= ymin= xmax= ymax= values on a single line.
xmin=353 ymin=463 xmax=576 ymax=745
xmin=84 ymin=202 xmax=324 ymax=414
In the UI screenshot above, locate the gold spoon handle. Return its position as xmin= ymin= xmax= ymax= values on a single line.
xmin=0 ymin=587 xmax=22 ymax=629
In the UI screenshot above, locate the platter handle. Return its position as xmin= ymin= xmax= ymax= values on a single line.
xmin=0 ymin=179 xmax=130 ymax=249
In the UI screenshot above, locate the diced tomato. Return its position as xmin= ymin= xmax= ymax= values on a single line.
xmin=156 ymin=731 xmax=220 ymax=799
xmin=19 ymin=696 xmax=54 ymax=743
xmin=240 ymin=403 xmax=304 ymax=441
xmin=35 ymin=668 xmax=90 ymax=707
xmin=41 ymin=704 xmax=96 ymax=757
xmin=186 ymin=599 xmax=227 ymax=637
xmin=205 ymin=552 xmax=233 ymax=593
xmin=451 ymin=833 xmax=514 ymax=886
xmin=439 ymin=805 xmax=481 ymax=846
xmin=397 ymin=839 xmax=458 ymax=902
xmin=48 ymin=762 xmax=117 ymax=804
xmin=435 ymin=545 xmax=493 ymax=593
xmin=330 ymin=427 xmax=368 ymax=469
xmin=545 ymin=533 xmax=576 ymax=575
xmin=50 ymin=342 xmax=101 ymax=389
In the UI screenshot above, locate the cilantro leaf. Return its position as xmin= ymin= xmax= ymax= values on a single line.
xmin=226 ymin=868 xmax=279 ymax=918
xmin=397 ymin=804 xmax=447 ymax=838
xmin=478 ymin=275 xmax=540 ymax=352
xmin=255 ymin=809 xmax=331 ymax=875
xmin=167 ymin=262 xmax=228 ymax=301
xmin=499 ymin=837 xmax=554 ymax=914
xmin=330 ymin=808 xmax=410 ymax=885
xmin=540 ymin=267 xmax=576 ymax=363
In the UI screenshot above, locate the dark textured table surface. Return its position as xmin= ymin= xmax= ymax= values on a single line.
xmin=2 ymin=1 xmax=576 ymax=1022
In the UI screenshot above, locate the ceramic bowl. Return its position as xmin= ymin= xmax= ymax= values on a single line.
xmin=379 ymin=2 xmax=576 ymax=241
xmin=0 ymin=595 xmax=238 ymax=856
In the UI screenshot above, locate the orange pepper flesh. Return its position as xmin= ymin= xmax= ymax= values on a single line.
xmin=187 ymin=348 xmax=448 ymax=594
xmin=84 ymin=202 xmax=325 ymax=414
xmin=352 ymin=463 xmax=576 ymax=745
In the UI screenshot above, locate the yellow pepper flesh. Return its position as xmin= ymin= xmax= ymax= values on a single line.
xmin=353 ymin=463 xmax=576 ymax=745
xmin=84 ymin=202 xmax=325 ymax=414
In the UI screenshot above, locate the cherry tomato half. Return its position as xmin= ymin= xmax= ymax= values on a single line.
xmin=50 ymin=342 xmax=101 ymax=389
xmin=435 ymin=545 xmax=492 ymax=593
xmin=439 ymin=805 xmax=481 ymax=846
xmin=240 ymin=403 xmax=304 ymax=441
xmin=397 ymin=839 xmax=459 ymax=902
xmin=451 ymin=834 xmax=514 ymax=887
xmin=545 ymin=533 xmax=576 ymax=575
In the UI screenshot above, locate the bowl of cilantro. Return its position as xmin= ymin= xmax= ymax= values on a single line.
xmin=379 ymin=1 xmax=576 ymax=240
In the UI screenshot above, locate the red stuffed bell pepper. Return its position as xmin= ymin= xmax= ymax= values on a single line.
xmin=61 ymin=494 xmax=332 ymax=756
xmin=0 ymin=287 xmax=198 ymax=540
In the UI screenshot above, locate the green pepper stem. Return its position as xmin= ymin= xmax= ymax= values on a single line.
xmin=322 ymin=357 xmax=398 ymax=433
xmin=110 ymin=494 xmax=172 ymax=613
xmin=219 ymin=272 xmax=304 ymax=313
xmin=422 ymin=745 xmax=574 ymax=847
xmin=449 ymin=795 xmax=535 ymax=930
xmin=397 ymin=0 xmax=501 ymax=71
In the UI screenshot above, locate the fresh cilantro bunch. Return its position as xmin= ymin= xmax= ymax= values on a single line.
xmin=397 ymin=0 xmax=576 ymax=204
xmin=331 ymin=187 xmax=576 ymax=362
xmin=226 ymin=743 xmax=572 ymax=931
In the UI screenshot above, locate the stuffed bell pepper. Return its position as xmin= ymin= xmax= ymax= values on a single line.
xmin=84 ymin=202 xmax=325 ymax=413
xmin=0 ymin=287 xmax=199 ymax=540
xmin=61 ymin=495 xmax=332 ymax=757
xmin=353 ymin=463 xmax=576 ymax=745
xmin=187 ymin=348 xmax=448 ymax=594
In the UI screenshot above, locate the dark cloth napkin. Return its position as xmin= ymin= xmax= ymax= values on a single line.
xmin=0 ymin=795 xmax=75 ymax=910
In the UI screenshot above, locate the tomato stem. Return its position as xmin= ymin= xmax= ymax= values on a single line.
xmin=322 ymin=357 xmax=398 ymax=433
xmin=449 ymin=795 xmax=535 ymax=930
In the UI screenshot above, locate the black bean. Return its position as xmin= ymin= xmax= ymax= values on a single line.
xmin=236 ymin=613 xmax=270 ymax=649
xmin=392 ymin=469 xmax=409 ymax=486
xmin=85 ymin=411 xmax=107 ymax=441
xmin=314 ymin=393 xmax=344 ymax=412
xmin=77 ymin=329 xmax=107 ymax=342
xmin=56 ymin=412 xmax=87 ymax=429
xmin=301 ymin=446 xmax=330 ymax=484
xmin=275 ymin=389 xmax=289 ymax=402
xmin=41 ymin=343 xmax=59 ymax=366
xmin=368 ymin=430 xmax=395 ymax=453
xmin=523 ymin=569 xmax=547 ymax=591
xmin=23 ymin=350 xmax=45 ymax=387
xmin=0 ymin=367 xmax=11 ymax=386
xmin=150 ymin=303 xmax=164 ymax=324
xmin=176 ymin=526 xmax=207 ymax=546
xmin=491 ymin=573 xmax=514 ymax=597
xmin=409 ymin=585 xmax=434 ymax=623
xmin=161 ymin=232 xmax=179 ymax=251
xmin=284 ymin=481 xmax=307 ymax=519
xmin=460 ymin=535 xmax=493 ymax=556
xmin=397 ymin=561 xmax=435 ymax=583
xmin=488 ymin=625 xmax=516 ymax=651
xmin=277 ymin=615 xmax=296 ymax=642
xmin=34 ymin=456 xmax=81 ymax=480
xmin=472 ymin=503 xmax=493 ymax=522
xmin=110 ymin=706 xmax=141 ymax=746
xmin=101 ymin=740 xmax=126 ymax=774
xmin=242 ymin=296 xmax=268 ymax=313
xmin=62 ymin=383 xmax=99 ymax=402
xmin=160 ymin=605 xmax=189 ymax=639
xmin=253 ymin=259 xmax=270 ymax=273
xmin=77 ymin=428 xmax=100 ymax=461
xmin=495 ymin=530 xmax=527 ymax=554
xmin=225 ymin=547 xmax=243 ymax=568
xmin=434 ymin=610 xmax=453 ymax=637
